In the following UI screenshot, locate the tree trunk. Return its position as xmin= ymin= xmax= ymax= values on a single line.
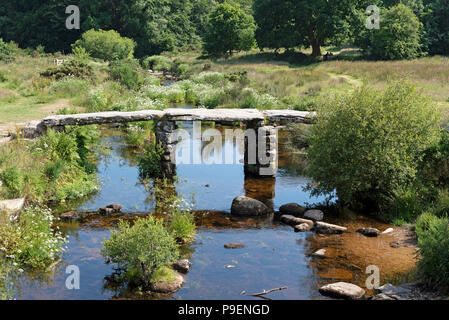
xmin=311 ymin=39 xmax=321 ymax=57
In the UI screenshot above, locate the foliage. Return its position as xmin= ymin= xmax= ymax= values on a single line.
xmin=73 ymin=29 xmax=135 ymax=61
xmin=167 ymin=210 xmax=196 ymax=241
xmin=0 ymin=257 xmax=15 ymax=300
xmin=0 ymin=38 xmax=17 ymax=63
xmin=138 ymin=142 xmax=164 ymax=179
xmin=361 ymin=4 xmax=423 ymax=60
xmin=0 ymin=166 xmax=24 ymax=198
xmin=307 ymin=81 xmax=440 ymax=211
xmin=142 ymin=55 xmax=172 ymax=71
xmin=109 ymin=61 xmax=144 ymax=90
xmin=40 ymin=60 xmax=93 ymax=80
xmin=101 ymin=216 xmax=179 ymax=286
xmin=0 ymin=206 xmax=67 ymax=270
xmin=416 ymin=213 xmax=449 ymax=292
xmin=203 ymin=2 xmax=256 ymax=56
xmin=422 ymin=0 xmax=449 ymax=55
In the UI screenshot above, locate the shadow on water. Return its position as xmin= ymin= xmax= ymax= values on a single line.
xmin=15 ymin=124 xmax=418 ymax=300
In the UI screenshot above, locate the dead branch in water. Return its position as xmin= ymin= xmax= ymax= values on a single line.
xmin=248 ymin=286 xmax=288 ymax=297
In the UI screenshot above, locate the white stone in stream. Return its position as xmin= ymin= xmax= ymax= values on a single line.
xmin=319 ymin=282 xmax=365 ymax=300
xmin=303 ymin=209 xmax=324 ymax=221
xmin=0 ymin=198 xmax=25 ymax=212
xmin=315 ymin=221 xmax=347 ymax=234
xmin=378 ymin=283 xmax=411 ymax=296
xmin=294 ymin=223 xmax=313 ymax=232
xmin=381 ymin=228 xmax=394 ymax=234
xmin=280 ymin=215 xmax=314 ymax=228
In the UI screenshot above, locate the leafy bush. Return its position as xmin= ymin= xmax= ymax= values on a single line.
xmin=362 ymin=4 xmax=423 ymax=60
xmin=49 ymin=78 xmax=91 ymax=97
xmin=109 ymin=62 xmax=144 ymax=90
xmin=0 ymin=39 xmax=17 ymax=63
xmin=168 ymin=210 xmax=196 ymax=241
xmin=0 ymin=206 xmax=67 ymax=270
xmin=142 ymin=55 xmax=172 ymax=71
xmin=101 ymin=216 xmax=179 ymax=287
xmin=419 ymin=131 xmax=449 ymax=187
xmin=0 ymin=166 xmax=24 ymax=198
xmin=138 ymin=142 xmax=164 ymax=179
xmin=416 ymin=213 xmax=449 ymax=292
xmin=307 ymin=81 xmax=441 ymax=212
xmin=40 ymin=60 xmax=93 ymax=80
xmin=73 ymin=29 xmax=135 ymax=61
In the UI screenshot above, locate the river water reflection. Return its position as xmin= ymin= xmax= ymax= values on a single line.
xmin=15 ymin=124 xmax=417 ymax=300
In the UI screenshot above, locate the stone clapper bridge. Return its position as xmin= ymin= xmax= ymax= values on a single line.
xmin=19 ymin=108 xmax=315 ymax=177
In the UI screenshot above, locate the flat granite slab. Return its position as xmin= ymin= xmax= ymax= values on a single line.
xmin=263 ymin=110 xmax=316 ymax=124
xmin=0 ymin=198 xmax=25 ymax=212
xmin=163 ymin=108 xmax=265 ymax=123
xmin=41 ymin=110 xmax=165 ymax=127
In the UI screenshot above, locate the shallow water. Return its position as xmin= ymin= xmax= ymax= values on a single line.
xmin=15 ymin=124 xmax=417 ymax=300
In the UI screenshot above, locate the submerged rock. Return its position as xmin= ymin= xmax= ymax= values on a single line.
xmin=356 ymin=227 xmax=380 ymax=237
xmin=303 ymin=209 xmax=324 ymax=221
xmin=279 ymin=203 xmax=306 ymax=216
xmin=149 ymin=271 xmax=184 ymax=294
xmin=319 ymin=282 xmax=365 ymax=300
xmin=231 ymin=196 xmax=270 ymax=216
xmin=99 ymin=204 xmax=122 ymax=216
xmin=60 ymin=211 xmax=81 ymax=221
xmin=315 ymin=221 xmax=347 ymax=234
xmin=378 ymin=283 xmax=412 ymax=296
xmin=224 ymin=243 xmax=245 ymax=249
xmin=173 ymin=259 xmax=192 ymax=274
xmin=280 ymin=215 xmax=314 ymax=228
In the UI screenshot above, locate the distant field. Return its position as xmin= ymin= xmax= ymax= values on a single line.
xmin=1 ymin=48 xmax=449 ymax=130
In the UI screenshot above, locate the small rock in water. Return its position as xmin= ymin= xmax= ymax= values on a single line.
xmin=319 ymin=282 xmax=365 ymax=300
xmin=205 ymin=184 xmax=210 ymax=188
xmin=315 ymin=221 xmax=347 ymax=234
xmin=294 ymin=223 xmax=313 ymax=232
xmin=356 ymin=227 xmax=380 ymax=237
xmin=224 ymin=243 xmax=245 ymax=249
xmin=173 ymin=259 xmax=192 ymax=273
xmin=311 ymin=249 xmax=326 ymax=258
xmin=279 ymin=203 xmax=306 ymax=216
xmin=60 ymin=211 xmax=80 ymax=220
xmin=381 ymin=227 xmax=394 ymax=234
xmin=99 ymin=204 xmax=122 ymax=216
xmin=149 ymin=272 xmax=184 ymax=294
xmin=231 ymin=196 xmax=270 ymax=216
xmin=390 ymin=241 xmax=401 ymax=248
xmin=372 ymin=293 xmax=396 ymax=300
xmin=303 ymin=209 xmax=324 ymax=221
xmin=226 ymin=265 xmax=237 ymax=269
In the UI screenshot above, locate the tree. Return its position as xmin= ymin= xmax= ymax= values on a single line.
xmin=422 ymin=0 xmax=449 ymax=55
xmin=364 ymin=4 xmax=423 ymax=59
xmin=253 ymin=0 xmax=300 ymax=51
xmin=307 ymin=81 xmax=440 ymax=211
xmin=203 ymin=2 xmax=256 ymax=56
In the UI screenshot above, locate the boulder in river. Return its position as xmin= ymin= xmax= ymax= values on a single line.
xmin=311 ymin=249 xmax=327 ymax=258
xmin=173 ymin=259 xmax=192 ymax=274
xmin=149 ymin=271 xmax=184 ymax=294
xmin=99 ymin=204 xmax=122 ymax=216
xmin=315 ymin=221 xmax=347 ymax=234
xmin=303 ymin=209 xmax=324 ymax=221
xmin=231 ymin=196 xmax=270 ymax=216
xmin=279 ymin=203 xmax=306 ymax=216
xmin=319 ymin=282 xmax=365 ymax=300
xmin=381 ymin=228 xmax=394 ymax=234
xmin=356 ymin=227 xmax=380 ymax=237
xmin=280 ymin=215 xmax=314 ymax=228
xmin=224 ymin=243 xmax=245 ymax=249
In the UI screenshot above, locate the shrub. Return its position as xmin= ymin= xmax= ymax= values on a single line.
xmin=109 ymin=62 xmax=144 ymax=90
xmin=73 ymin=29 xmax=135 ymax=61
xmin=167 ymin=210 xmax=196 ymax=241
xmin=0 ymin=166 xmax=24 ymax=198
xmin=0 ymin=206 xmax=67 ymax=270
xmin=0 ymin=39 xmax=17 ymax=63
xmin=363 ymin=4 xmax=423 ymax=60
xmin=40 ymin=60 xmax=93 ymax=80
xmin=142 ymin=55 xmax=172 ymax=71
xmin=307 ymin=81 xmax=441 ymax=212
xmin=49 ymin=78 xmax=91 ymax=97
xmin=416 ymin=213 xmax=449 ymax=292
xmin=101 ymin=216 xmax=179 ymax=287
xmin=138 ymin=142 xmax=164 ymax=179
